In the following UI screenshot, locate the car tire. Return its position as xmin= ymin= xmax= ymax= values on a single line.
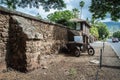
xmin=88 ymin=48 xmax=95 ymax=56
xmin=74 ymin=49 xmax=80 ymax=57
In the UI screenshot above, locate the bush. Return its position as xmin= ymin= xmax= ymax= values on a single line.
xmin=113 ymin=31 xmax=120 ymax=38
xmin=56 ymin=19 xmax=76 ymax=29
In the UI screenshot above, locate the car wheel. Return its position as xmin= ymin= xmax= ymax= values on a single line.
xmin=88 ymin=48 xmax=95 ymax=56
xmin=74 ymin=49 xmax=80 ymax=57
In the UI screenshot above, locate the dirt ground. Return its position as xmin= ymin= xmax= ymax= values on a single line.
xmin=0 ymin=43 xmax=120 ymax=80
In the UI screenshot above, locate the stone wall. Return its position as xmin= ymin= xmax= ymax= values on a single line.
xmin=19 ymin=17 xmax=68 ymax=71
xmin=0 ymin=6 xmax=68 ymax=72
xmin=5 ymin=17 xmax=28 ymax=72
xmin=0 ymin=12 xmax=9 ymax=69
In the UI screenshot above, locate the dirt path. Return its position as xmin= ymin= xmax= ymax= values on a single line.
xmin=0 ymin=42 xmax=120 ymax=80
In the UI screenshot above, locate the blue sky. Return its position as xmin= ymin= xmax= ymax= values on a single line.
xmin=0 ymin=0 xmax=115 ymax=22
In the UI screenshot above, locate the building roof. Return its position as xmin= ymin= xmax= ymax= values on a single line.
xmin=69 ymin=18 xmax=91 ymax=28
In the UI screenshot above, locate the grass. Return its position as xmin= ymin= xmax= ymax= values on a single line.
xmin=69 ymin=68 xmax=77 ymax=76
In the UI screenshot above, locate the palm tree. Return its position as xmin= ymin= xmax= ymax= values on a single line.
xmin=79 ymin=1 xmax=85 ymax=19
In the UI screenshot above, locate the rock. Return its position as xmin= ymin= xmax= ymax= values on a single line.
xmin=43 ymin=72 xmax=47 ymax=75
xmin=89 ymin=59 xmax=99 ymax=64
xmin=64 ymin=70 xmax=69 ymax=75
xmin=35 ymin=33 xmax=43 ymax=40
xmin=40 ymin=56 xmax=45 ymax=60
xmin=44 ymin=55 xmax=50 ymax=59
xmin=42 ymin=66 xmax=48 ymax=69
xmin=2 ymin=69 xmax=8 ymax=73
xmin=1 ymin=32 xmax=8 ymax=37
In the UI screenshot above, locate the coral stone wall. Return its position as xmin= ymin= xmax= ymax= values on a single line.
xmin=0 ymin=12 xmax=9 ymax=69
xmin=24 ymin=19 xmax=68 ymax=71
xmin=5 ymin=17 xmax=28 ymax=72
xmin=0 ymin=7 xmax=68 ymax=72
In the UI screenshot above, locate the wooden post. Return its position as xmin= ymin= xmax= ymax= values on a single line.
xmin=99 ymin=49 xmax=102 ymax=69
xmin=103 ymin=42 xmax=105 ymax=52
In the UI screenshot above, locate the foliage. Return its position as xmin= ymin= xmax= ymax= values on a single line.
xmin=72 ymin=8 xmax=80 ymax=18
xmin=56 ymin=19 xmax=75 ymax=29
xmin=47 ymin=10 xmax=74 ymax=22
xmin=89 ymin=0 xmax=120 ymax=21
xmin=113 ymin=31 xmax=120 ymax=38
xmin=47 ymin=10 xmax=76 ymax=29
xmin=79 ymin=1 xmax=85 ymax=18
xmin=90 ymin=26 xmax=99 ymax=38
xmin=89 ymin=18 xmax=99 ymax=38
xmin=0 ymin=0 xmax=66 ymax=11
xmin=89 ymin=18 xmax=109 ymax=40
xmin=69 ymin=68 xmax=77 ymax=76
xmin=0 ymin=0 xmax=18 ymax=9
xmin=97 ymin=22 xmax=109 ymax=40
xmin=79 ymin=1 xmax=85 ymax=8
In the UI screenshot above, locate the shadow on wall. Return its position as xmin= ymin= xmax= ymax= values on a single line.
xmin=5 ymin=17 xmax=27 ymax=72
xmin=52 ymin=26 xmax=68 ymax=54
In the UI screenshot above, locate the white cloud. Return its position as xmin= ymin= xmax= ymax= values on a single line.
xmin=16 ymin=0 xmax=92 ymax=20
xmin=17 ymin=7 xmax=38 ymax=16
xmin=101 ymin=18 xmax=112 ymax=22
xmin=64 ymin=0 xmax=72 ymax=4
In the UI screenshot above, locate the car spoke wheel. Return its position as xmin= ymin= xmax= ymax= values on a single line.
xmin=88 ymin=48 xmax=95 ymax=56
xmin=74 ymin=49 xmax=80 ymax=57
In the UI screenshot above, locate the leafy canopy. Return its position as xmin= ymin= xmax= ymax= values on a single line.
xmin=89 ymin=0 xmax=120 ymax=21
xmin=97 ymin=22 xmax=109 ymax=40
xmin=79 ymin=1 xmax=85 ymax=18
xmin=0 ymin=0 xmax=66 ymax=11
xmin=89 ymin=18 xmax=99 ymax=39
xmin=79 ymin=1 xmax=85 ymax=8
xmin=90 ymin=26 xmax=99 ymax=38
xmin=89 ymin=18 xmax=109 ymax=40
xmin=72 ymin=8 xmax=80 ymax=18
xmin=113 ymin=31 xmax=120 ymax=38
xmin=47 ymin=10 xmax=75 ymax=29
xmin=47 ymin=10 xmax=74 ymax=22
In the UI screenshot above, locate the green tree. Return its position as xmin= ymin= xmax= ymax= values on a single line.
xmin=0 ymin=0 xmax=18 ymax=9
xmin=0 ymin=0 xmax=66 ymax=11
xmin=72 ymin=8 xmax=80 ymax=18
xmin=47 ymin=10 xmax=74 ymax=22
xmin=113 ymin=31 xmax=120 ymax=38
xmin=90 ymin=26 xmax=99 ymax=38
xmin=47 ymin=10 xmax=75 ymax=29
xmin=97 ymin=22 xmax=109 ymax=40
xmin=89 ymin=18 xmax=99 ymax=38
xmin=89 ymin=18 xmax=109 ymax=40
xmin=79 ymin=1 xmax=85 ymax=18
xmin=89 ymin=0 xmax=120 ymax=21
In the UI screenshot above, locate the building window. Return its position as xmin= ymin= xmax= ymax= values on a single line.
xmin=74 ymin=36 xmax=83 ymax=43
xmin=83 ymin=24 xmax=86 ymax=32
xmin=76 ymin=23 xmax=81 ymax=30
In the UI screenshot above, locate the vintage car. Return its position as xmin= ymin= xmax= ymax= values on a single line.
xmin=65 ymin=36 xmax=95 ymax=57
xmin=60 ymin=18 xmax=95 ymax=57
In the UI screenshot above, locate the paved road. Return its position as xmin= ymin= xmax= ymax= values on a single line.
xmin=109 ymin=41 xmax=120 ymax=59
xmin=91 ymin=40 xmax=120 ymax=59
xmin=90 ymin=41 xmax=103 ymax=48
